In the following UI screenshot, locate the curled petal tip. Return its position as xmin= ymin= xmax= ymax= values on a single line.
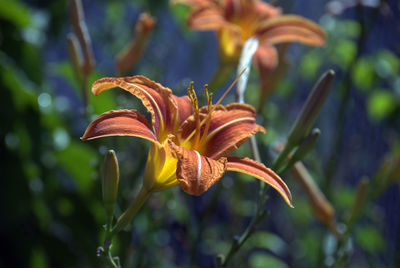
xmin=82 ymin=110 xmax=157 ymax=142
xmin=227 ymin=157 xmax=293 ymax=207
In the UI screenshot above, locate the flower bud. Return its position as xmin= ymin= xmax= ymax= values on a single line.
xmin=287 ymin=70 xmax=334 ymax=146
xmin=116 ymin=13 xmax=156 ymax=75
xmin=102 ymin=150 xmax=119 ymax=223
xmin=67 ymin=33 xmax=84 ymax=83
xmin=373 ymin=145 xmax=400 ymax=194
xmin=292 ymin=128 xmax=320 ymax=161
xmin=292 ymin=162 xmax=337 ymax=234
xmin=278 ymin=129 xmax=320 ymax=174
xmin=69 ymin=0 xmax=95 ymax=75
xmin=347 ymin=177 xmax=369 ymax=229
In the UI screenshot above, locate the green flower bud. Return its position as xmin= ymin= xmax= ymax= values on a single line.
xmin=292 ymin=162 xmax=337 ymax=235
xmin=280 ymin=128 xmax=320 ymax=174
xmin=292 ymin=128 xmax=320 ymax=162
xmin=288 ymin=70 xmax=334 ymax=146
xmin=347 ymin=177 xmax=369 ymax=230
xmin=102 ymin=150 xmax=119 ymax=223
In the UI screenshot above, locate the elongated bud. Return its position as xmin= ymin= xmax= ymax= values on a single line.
xmin=69 ymin=0 xmax=95 ymax=75
xmin=102 ymin=150 xmax=119 ymax=223
xmin=287 ymin=70 xmax=334 ymax=146
xmin=279 ymin=129 xmax=320 ymax=174
xmin=67 ymin=33 xmax=84 ymax=83
xmin=292 ymin=162 xmax=337 ymax=235
xmin=293 ymin=128 xmax=320 ymax=162
xmin=373 ymin=145 xmax=400 ymax=195
xmin=256 ymin=43 xmax=289 ymax=112
xmin=385 ymin=157 xmax=400 ymax=186
xmin=347 ymin=177 xmax=369 ymax=229
xmin=116 ymin=13 xmax=156 ymax=75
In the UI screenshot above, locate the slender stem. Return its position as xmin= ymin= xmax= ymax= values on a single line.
xmin=272 ymin=142 xmax=295 ymax=172
xmin=100 ymin=186 xmax=151 ymax=268
xmin=219 ymin=36 xmax=295 ymax=267
xmin=221 ymin=75 xmax=293 ymax=266
xmin=322 ymin=4 xmax=384 ymax=267
xmin=111 ymin=186 xmax=151 ymax=236
xmin=323 ymin=1 xmax=378 ymax=198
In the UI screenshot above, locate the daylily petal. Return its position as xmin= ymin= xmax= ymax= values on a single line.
xmin=227 ymin=156 xmax=293 ymax=207
xmin=178 ymin=103 xmax=265 ymax=159
xmin=203 ymin=103 xmax=265 ymax=158
xmin=255 ymin=44 xmax=289 ymax=111
xmin=91 ymin=76 xmax=177 ymax=139
xmin=253 ymin=44 xmax=278 ymax=80
xmin=223 ymin=0 xmax=256 ymax=21
xmin=81 ymin=109 xmax=157 ymax=142
xmin=115 ymin=13 xmax=156 ymax=76
xmin=143 ymin=141 xmax=179 ymax=192
xmin=218 ymin=26 xmax=243 ymax=62
xmin=172 ymin=95 xmax=194 ymax=126
xmin=257 ymin=15 xmax=326 ymax=46
xmin=169 ymin=141 xmax=227 ymax=196
xmin=253 ymin=0 xmax=281 ymax=19
xmin=188 ymin=4 xmax=227 ymax=30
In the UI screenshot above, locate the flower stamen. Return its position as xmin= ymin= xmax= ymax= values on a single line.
xmin=187 ymin=82 xmax=201 ymax=147
xmin=197 ymin=84 xmax=213 ymax=149
xmin=183 ymin=69 xmax=246 ymax=148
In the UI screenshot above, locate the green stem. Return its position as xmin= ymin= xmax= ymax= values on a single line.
xmin=220 ymin=147 xmax=289 ymax=267
xmin=111 ymin=186 xmax=151 ymax=236
xmin=272 ymin=141 xmax=295 ymax=172
xmin=100 ymin=186 xmax=151 ymax=268
xmin=221 ymin=135 xmax=292 ymax=267
xmin=220 ymin=36 xmax=295 ymax=266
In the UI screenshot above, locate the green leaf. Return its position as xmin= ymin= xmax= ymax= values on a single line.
xmin=333 ymin=187 xmax=354 ymax=211
xmin=367 ymin=90 xmax=397 ymax=121
xmin=51 ymin=62 xmax=81 ymax=96
xmin=338 ymin=20 xmax=360 ymax=38
xmin=233 ymin=200 xmax=255 ymax=217
xmin=289 ymin=198 xmax=313 ymax=225
xmin=106 ymin=1 xmax=124 ymax=26
xmin=56 ymin=198 xmax=74 ymax=217
xmin=249 ymin=253 xmax=289 ymax=268
xmin=55 ymin=141 xmax=97 ymax=193
xmin=374 ymin=50 xmax=400 ymax=79
xmin=0 ymin=53 xmax=37 ymax=111
xmin=300 ymin=51 xmax=322 ymax=79
xmin=90 ymin=88 xmax=117 ymax=115
xmin=352 ymin=58 xmax=375 ymax=91
xmin=355 ymin=226 xmax=384 ymax=252
xmin=0 ymin=0 xmax=31 ymax=28
xmin=170 ymin=3 xmax=191 ymax=32
xmin=30 ymin=248 xmax=49 ymax=268
xmin=332 ymin=39 xmax=356 ymax=68
xmin=249 ymin=231 xmax=287 ymax=256
xmin=32 ymin=198 xmax=52 ymax=228
xmin=14 ymin=122 xmax=32 ymax=157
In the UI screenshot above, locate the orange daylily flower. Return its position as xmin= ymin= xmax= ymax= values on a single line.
xmin=174 ymin=0 xmax=325 ymax=92
xmin=82 ymin=75 xmax=292 ymax=206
